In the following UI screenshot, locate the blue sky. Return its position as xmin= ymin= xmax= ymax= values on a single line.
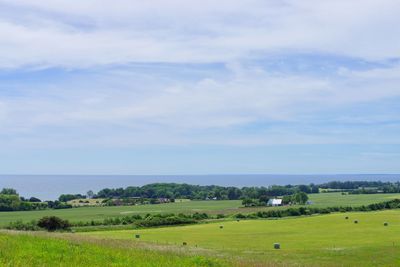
xmin=0 ymin=0 xmax=400 ymax=174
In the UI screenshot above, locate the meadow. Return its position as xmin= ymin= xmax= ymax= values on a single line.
xmin=1 ymin=192 xmax=400 ymax=226
xmin=0 ymin=231 xmax=230 ymax=267
xmin=82 ymin=210 xmax=400 ymax=266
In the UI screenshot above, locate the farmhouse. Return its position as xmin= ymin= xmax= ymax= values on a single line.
xmin=267 ymin=198 xmax=283 ymax=206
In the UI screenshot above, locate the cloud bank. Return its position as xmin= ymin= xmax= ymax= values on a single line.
xmin=0 ymin=1 xmax=399 ymax=173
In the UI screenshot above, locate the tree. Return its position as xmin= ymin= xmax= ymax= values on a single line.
xmin=29 ymin=197 xmax=41 ymax=202
xmin=58 ymin=194 xmax=85 ymax=202
xmin=242 ymin=198 xmax=255 ymax=207
xmin=37 ymin=216 xmax=70 ymax=231
xmin=0 ymin=188 xmax=17 ymax=195
xmin=282 ymin=195 xmax=292 ymax=205
xmin=293 ymin=192 xmax=309 ymax=205
xmin=258 ymin=195 xmax=270 ymax=205
xmin=87 ymin=190 xmax=94 ymax=199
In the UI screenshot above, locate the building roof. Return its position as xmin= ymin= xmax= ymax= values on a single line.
xmin=268 ymin=198 xmax=282 ymax=205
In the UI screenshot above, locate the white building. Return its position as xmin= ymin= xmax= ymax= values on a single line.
xmin=267 ymin=198 xmax=283 ymax=206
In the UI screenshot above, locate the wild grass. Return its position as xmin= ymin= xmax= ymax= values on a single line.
xmin=82 ymin=210 xmax=400 ymax=266
xmin=0 ymin=230 xmax=232 ymax=267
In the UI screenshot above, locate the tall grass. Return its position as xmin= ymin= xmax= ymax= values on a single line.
xmin=0 ymin=232 xmax=229 ymax=267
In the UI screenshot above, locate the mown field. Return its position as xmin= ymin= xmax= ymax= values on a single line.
xmin=82 ymin=210 xmax=400 ymax=266
xmin=0 ymin=231 xmax=231 ymax=267
xmin=1 ymin=192 xmax=400 ymax=226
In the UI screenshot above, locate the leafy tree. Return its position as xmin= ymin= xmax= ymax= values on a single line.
xmin=29 ymin=197 xmax=41 ymax=202
xmin=258 ymin=195 xmax=270 ymax=204
xmin=0 ymin=188 xmax=17 ymax=195
xmin=293 ymin=192 xmax=309 ymax=205
xmin=58 ymin=194 xmax=86 ymax=202
xmin=37 ymin=216 xmax=70 ymax=231
xmin=87 ymin=190 xmax=94 ymax=199
xmin=242 ymin=198 xmax=255 ymax=207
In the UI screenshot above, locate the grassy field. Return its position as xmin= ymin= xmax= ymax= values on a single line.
xmin=0 ymin=231 xmax=230 ymax=267
xmin=82 ymin=210 xmax=400 ymax=266
xmin=0 ymin=192 xmax=399 ymax=226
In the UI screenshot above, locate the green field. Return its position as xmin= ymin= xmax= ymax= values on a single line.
xmin=0 ymin=231 xmax=229 ymax=267
xmin=82 ymin=210 xmax=400 ymax=266
xmin=1 ymin=192 xmax=400 ymax=226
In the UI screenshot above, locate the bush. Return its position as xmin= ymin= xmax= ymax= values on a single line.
xmin=6 ymin=220 xmax=40 ymax=231
xmin=37 ymin=216 xmax=71 ymax=231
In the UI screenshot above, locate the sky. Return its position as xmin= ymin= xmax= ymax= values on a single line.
xmin=0 ymin=0 xmax=400 ymax=175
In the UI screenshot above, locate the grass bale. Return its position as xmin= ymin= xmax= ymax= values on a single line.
xmin=345 ymin=216 xmax=349 ymax=220
xmin=384 ymin=222 xmax=389 ymax=226
xmin=354 ymin=220 xmax=358 ymax=224
xmin=220 ymin=225 xmax=224 ymax=229
xmin=182 ymin=242 xmax=187 ymax=246
xmin=135 ymin=234 xmax=140 ymax=239
xmin=274 ymin=243 xmax=281 ymax=249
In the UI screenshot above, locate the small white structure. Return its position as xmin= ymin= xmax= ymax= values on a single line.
xmin=267 ymin=198 xmax=283 ymax=206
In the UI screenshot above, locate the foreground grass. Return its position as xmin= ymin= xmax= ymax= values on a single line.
xmin=83 ymin=210 xmax=400 ymax=266
xmin=1 ymin=193 xmax=400 ymax=226
xmin=0 ymin=231 xmax=230 ymax=267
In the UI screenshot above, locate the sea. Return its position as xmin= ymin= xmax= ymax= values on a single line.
xmin=1 ymin=174 xmax=400 ymax=200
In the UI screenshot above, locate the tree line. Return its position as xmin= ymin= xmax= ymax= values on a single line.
xmin=93 ymin=183 xmax=319 ymax=200
xmin=0 ymin=188 xmax=72 ymax=211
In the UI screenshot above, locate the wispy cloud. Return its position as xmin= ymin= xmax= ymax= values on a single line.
xmin=0 ymin=0 xmax=399 ymax=173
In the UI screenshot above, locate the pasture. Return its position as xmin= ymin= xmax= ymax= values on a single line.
xmin=82 ymin=210 xmax=400 ymax=266
xmin=0 ymin=192 xmax=399 ymax=226
xmin=0 ymin=231 xmax=228 ymax=267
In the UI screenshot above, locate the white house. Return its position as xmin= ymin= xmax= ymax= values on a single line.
xmin=267 ymin=198 xmax=283 ymax=206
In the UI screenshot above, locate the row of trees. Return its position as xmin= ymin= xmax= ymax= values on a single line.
xmin=0 ymin=188 xmax=72 ymax=211
xmin=93 ymin=183 xmax=319 ymax=200
xmin=319 ymin=181 xmax=400 ymax=193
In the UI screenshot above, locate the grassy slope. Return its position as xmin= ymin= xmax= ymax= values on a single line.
xmin=0 ymin=192 xmax=400 ymax=226
xmin=0 ymin=231 xmax=229 ymax=267
xmin=83 ymin=210 xmax=400 ymax=266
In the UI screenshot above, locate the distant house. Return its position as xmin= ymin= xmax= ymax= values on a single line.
xmin=267 ymin=198 xmax=283 ymax=206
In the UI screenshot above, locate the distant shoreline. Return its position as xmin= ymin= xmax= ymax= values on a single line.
xmin=1 ymin=174 xmax=400 ymax=200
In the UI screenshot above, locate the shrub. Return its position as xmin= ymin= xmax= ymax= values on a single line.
xmin=37 ymin=216 xmax=71 ymax=231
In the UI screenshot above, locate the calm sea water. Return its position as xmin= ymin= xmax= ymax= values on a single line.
xmin=1 ymin=174 xmax=400 ymax=200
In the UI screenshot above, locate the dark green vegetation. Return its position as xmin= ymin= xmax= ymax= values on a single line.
xmin=94 ymin=180 xmax=400 ymax=200
xmin=0 ymin=232 xmax=230 ymax=267
xmin=0 ymin=189 xmax=71 ymax=212
xmin=94 ymin=182 xmax=319 ymax=200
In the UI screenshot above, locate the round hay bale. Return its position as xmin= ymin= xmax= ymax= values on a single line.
xmin=182 ymin=242 xmax=187 ymax=246
xmin=135 ymin=234 xmax=140 ymax=239
xmin=384 ymin=222 xmax=389 ymax=226
xmin=354 ymin=220 xmax=358 ymax=224
xmin=345 ymin=216 xmax=349 ymax=220
xmin=220 ymin=225 xmax=224 ymax=229
xmin=274 ymin=243 xmax=280 ymax=249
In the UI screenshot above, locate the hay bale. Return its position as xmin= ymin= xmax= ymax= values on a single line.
xmin=354 ymin=220 xmax=358 ymax=224
xmin=135 ymin=234 xmax=140 ymax=239
xmin=384 ymin=222 xmax=389 ymax=226
xmin=220 ymin=225 xmax=224 ymax=229
xmin=274 ymin=243 xmax=280 ymax=249
xmin=345 ymin=216 xmax=349 ymax=220
xmin=182 ymin=242 xmax=187 ymax=246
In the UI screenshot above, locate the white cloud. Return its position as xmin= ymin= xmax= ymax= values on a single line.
xmin=1 ymin=62 xmax=400 ymax=148
xmin=0 ymin=0 xmax=400 ymax=68
xmin=0 ymin=0 xmax=399 ymax=151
